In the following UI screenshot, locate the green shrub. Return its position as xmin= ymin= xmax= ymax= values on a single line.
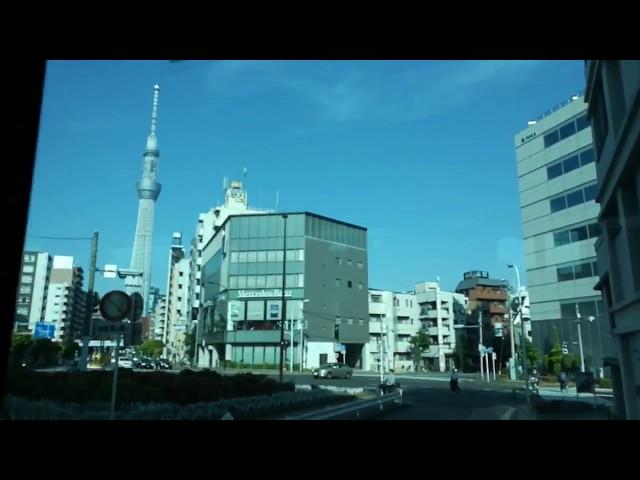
xmin=597 ymin=378 xmax=613 ymax=389
xmin=6 ymin=367 xmax=292 ymax=407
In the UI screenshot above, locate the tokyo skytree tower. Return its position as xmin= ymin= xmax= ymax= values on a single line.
xmin=128 ymin=84 xmax=161 ymax=314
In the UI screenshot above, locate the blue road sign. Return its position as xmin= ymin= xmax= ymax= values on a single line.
xmin=33 ymin=322 xmax=56 ymax=339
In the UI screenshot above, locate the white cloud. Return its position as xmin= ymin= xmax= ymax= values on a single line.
xmin=206 ymin=60 xmax=545 ymax=124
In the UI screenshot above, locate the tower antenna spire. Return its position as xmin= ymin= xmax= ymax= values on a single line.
xmin=150 ymin=84 xmax=160 ymax=135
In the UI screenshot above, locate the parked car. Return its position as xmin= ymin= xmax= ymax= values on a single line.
xmin=117 ymin=357 xmax=133 ymax=369
xmin=135 ymin=358 xmax=156 ymax=370
xmin=155 ymin=358 xmax=172 ymax=370
xmin=312 ymin=363 xmax=353 ymax=379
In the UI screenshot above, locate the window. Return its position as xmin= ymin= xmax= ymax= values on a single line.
xmin=177 ymin=296 xmax=182 ymax=302
xmin=247 ymin=251 xmax=257 ymax=263
xmin=569 ymin=226 xmax=589 ymax=243
xmin=257 ymin=251 xmax=266 ymax=263
xmin=347 ymin=280 xmax=352 ymax=288
xmin=557 ymin=266 xmax=574 ymax=282
xmin=347 ymin=259 xmax=353 ymax=267
xmin=357 ymin=261 xmax=363 ymax=269
xmin=580 ymin=148 xmax=595 ymax=166
xmin=547 ymin=163 xmax=563 ymax=180
xmin=267 ymin=251 xmax=277 ymax=262
xmin=336 ymin=257 xmax=342 ymax=266
xmin=286 ymin=274 xmax=297 ymax=288
xmin=566 ymin=189 xmax=584 ymax=208
xmin=256 ymin=275 xmax=266 ymax=288
xmin=584 ymin=184 xmax=597 ymax=202
xmin=573 ymin=262 xmax=593 ymax=279
xmin=359 ymin=319 xmax=364 ymax=326
xmin=238 ymin=252 xmax=247 ymax=263
xmin=335 ymin=316 xmax=341 ymax=325
xmin=21 ymin=275 xmax=33 ymax=284
xmin=237 ymin=276 xmax=247 ymax=288
xmin=544 ymin=130 xmax=560 ymax=148
xmin=550 ymin=196 xmax=567 ymax=213
xmin=559 ymin=121 xmax=577 ymax=140
xmin=246 ymin=276 xmax=256 ymax=288
xmin=23 ymin=265 xmax=35 ymax=274
xmin=371 ymin=294 xmax=382 ymax=303
xmin=358 ymin=282 xmax=363 ymax=290
xmin=563 ymin=154 xmax=580 ymax=174
xmin=588 ymin=223 xmax=601 ymax=238
xmin=336 ymin=279 xmax=342 ymax=287
xmin=576 ymin=114 xmax=589 ymax=131
xmin=229 ymin=276 xmax=238 ymax=288
xmin=347 ymin=318 xmax=354 ymax=325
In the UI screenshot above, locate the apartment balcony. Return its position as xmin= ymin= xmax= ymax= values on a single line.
xmin=395 ymin=341 xmax=411 ymax=352
xmin=421 ymin=310 xmax=438 ymax=320
xmin=428 ymin=327 xmax=440 ymax=336
xmin=396 ymin=323 xmax=417 ymax=334
xmin=369 ymin=321 xmax=382 ymax=334
xmin=490 ymin=303 xmax=506 ymax=315
xmin=369 ymin=303 xmax=386 ymax=316
xmin=470 ymin=289 xmax=508 ymax=302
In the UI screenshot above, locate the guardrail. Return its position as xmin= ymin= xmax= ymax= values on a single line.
xmin=285 ymin=390 xmax=403 ymax=420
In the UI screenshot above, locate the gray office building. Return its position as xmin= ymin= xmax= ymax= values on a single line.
xmin=514 ymin=92 xmax=610 ymax=371
xmin=196 ymin=212 xmax=369 ymax=370
xmin=586 ymin=60 xmax=640 ymax=419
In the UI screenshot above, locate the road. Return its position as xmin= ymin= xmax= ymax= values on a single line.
xmin=236 ymin=371 xmax=528 ymax=419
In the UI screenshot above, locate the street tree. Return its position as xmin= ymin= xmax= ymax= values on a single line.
xmin=140 ymin=339 xmax=164 ymax=358
xmin=10 ymin=334 xmax=33 ymax=367
xmin=409 ymin=330 xmax=431 ymax=372
xmin=30 ymin=339 xmax=62 ymax=367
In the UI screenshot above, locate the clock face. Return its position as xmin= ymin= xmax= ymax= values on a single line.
xmin=99 ymin=290 xmax=131 ymax=322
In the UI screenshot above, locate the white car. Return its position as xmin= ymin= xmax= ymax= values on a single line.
xmin=117 ymin=357 xmax=133 ymax=369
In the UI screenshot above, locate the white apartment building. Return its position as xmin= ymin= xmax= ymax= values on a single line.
xmin=43 ymin=255 xmax=85 ymax=343
xmin=15 ymin=251 xmax=52 ymax=334
xmin=152 ymin=294 xmax=167 ymax=340
xmin=415 ymin=282 xmax=467 ymax=372
xmin=363 ymin=289 xmax=420 ymax=372
xmin=163 ymin=233 xmax=191 ymax=363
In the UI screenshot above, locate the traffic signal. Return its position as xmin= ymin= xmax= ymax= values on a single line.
xmin=562 ymin=342 xmax=569 ymax=354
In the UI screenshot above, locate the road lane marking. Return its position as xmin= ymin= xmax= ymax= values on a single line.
xmin=500 ymin=407 xmax=516 ymax=420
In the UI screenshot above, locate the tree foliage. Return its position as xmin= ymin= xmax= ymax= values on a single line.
xmin=409 ymin=330 xmax=431 ymax=372
xmin=140 ymin=339 xmax=164 ymax=358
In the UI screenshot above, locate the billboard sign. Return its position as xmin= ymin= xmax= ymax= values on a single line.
xmin=33 ymin=322 xmax=56 ymax=339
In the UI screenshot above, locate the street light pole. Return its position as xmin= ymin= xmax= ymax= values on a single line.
xmin=508 ymin=263 xmax=529 ymax=405
xmin=279 ymin=214 xmax=288 ymax=383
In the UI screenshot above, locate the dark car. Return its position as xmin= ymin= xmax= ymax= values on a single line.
xmin=136 ymin=358 xmax=156 ymax=370
xmin=155 ymin=358 xmax=172 ymax=370
xmin=312 ymin=363 xmax=353 ymax=379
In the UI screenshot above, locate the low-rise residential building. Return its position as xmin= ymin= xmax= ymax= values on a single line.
xmin=363 ymin=289 xmax=420 ymax=372
xmin=15 ymin=251 xmax=52 ymax=334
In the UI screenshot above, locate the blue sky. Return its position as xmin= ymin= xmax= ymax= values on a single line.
xmin=25 ymin=60 xmax=587 ymax=295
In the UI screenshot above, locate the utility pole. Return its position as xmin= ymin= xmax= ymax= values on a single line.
xmin=289 ymin=310 xmax=294 ymax=372
xmin=79 ymin=230 xmax=98 ymax=371
xmin=575 ymin=304 xmax=586 ymax=373
xmin=479 ymin=309 xmax=484 ymax=380
xmin=278 ymin=214 xmax=288 ymax=383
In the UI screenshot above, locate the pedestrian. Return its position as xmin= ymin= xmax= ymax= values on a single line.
xmin=559 ymin=371 xmax=568 ymax=392
xmin=380 ymin=369 xmax=397 ymax=395
xmin=450 ymin=368 xmax=461 ymax=392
